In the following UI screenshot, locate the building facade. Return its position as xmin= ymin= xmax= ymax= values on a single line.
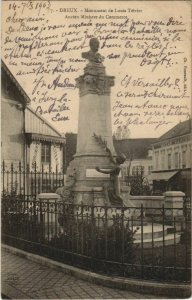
xmin=150 ymin=120 xmax=191 ymax=195
xmin=121 ymin=157 xmax=153 ymax=179
xmin=1 ymin=61 xmax=65 ymax=195
xmin=1 ymin=61 xmax=65 ymax=171
xmin=1 ymin=60 xmax=30 ymax=166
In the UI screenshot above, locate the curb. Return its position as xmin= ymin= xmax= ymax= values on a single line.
xmin=2 ymin=244 xmax=191 ymax=298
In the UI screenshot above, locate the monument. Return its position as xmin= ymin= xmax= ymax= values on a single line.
xmin=56 ymin=41 xmax=183 ymax=247
xmin=61 ymin=38 xmax=129 ymax=206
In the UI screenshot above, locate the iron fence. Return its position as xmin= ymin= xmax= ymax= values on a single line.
xmin=1 ymin=161 xmax=64 ymax=196
xmin=1 ymin=195 xmax=191 ymax=283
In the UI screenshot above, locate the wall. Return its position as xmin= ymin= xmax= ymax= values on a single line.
xmin=29 ymin=141 xmax=63 ymax=172
xmin=130 ymin=195 xmax=165 ymax=208
xmin=1 ymin=98 xmax=25 ymax=165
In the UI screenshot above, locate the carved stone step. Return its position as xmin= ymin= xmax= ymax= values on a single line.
xmin=133 ymin=224 xmax=173 ymax=240
xmin=132 ymin=224 xmax=181 ymax=248
xmin=134 ymin=233 xmax=181 ymax=248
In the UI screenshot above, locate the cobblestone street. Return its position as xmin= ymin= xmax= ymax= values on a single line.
xmin=1 ymin=248 xmax=160 ymax=299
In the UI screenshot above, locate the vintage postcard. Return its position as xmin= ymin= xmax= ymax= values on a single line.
xmin=1 ymin=0 xmax=191 ymax=299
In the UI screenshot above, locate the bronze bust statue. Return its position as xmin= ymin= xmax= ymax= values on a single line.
xmin=82 ymin=38 xmax=104 ymax=63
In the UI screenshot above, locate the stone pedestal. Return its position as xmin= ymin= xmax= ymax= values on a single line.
xmin=38 ymin=193 xmax=61 ymax=219
xmin=67 ymin=56 xmax=116 ymax=205
xmin=38 ymin=193 xmax=61 ymax=238
xmin=164 ymin=191 xmax=185 ymax=229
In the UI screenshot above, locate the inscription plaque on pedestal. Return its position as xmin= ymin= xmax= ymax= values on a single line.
xmin=86 ymin=169 xmax=122 ymax=178
xmin=86 ymin=169 xmax=110 ymax=178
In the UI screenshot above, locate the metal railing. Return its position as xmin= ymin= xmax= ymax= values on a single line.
xmin=1 ymin=196 xmax=191 ymax=283
xmin=1 ymin=161 xmax=64 ymax=196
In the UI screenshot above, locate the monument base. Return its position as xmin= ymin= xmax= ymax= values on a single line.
xmin=72 ymin=186 xmax=108 ymax=206
xmin=62 ymin=158 xmax=133 ymax=207
xmin=66 ymin=154 xmax=116 ymax=205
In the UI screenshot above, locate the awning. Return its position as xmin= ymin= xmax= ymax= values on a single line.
xmin=25 ymin=133 xmax=65 ymax=144
xmin=148 ymin=171 xmax=178 ymax=181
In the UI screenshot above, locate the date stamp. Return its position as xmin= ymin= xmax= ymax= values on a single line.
xmin=8 ymin=1 xmax=52 ymax=16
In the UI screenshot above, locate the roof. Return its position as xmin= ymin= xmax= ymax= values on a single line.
xmin=25 ymin=106 xmax=64 ymax=138
xmin=1 ymin=60 xmax=31 ymax=105
xmin=154 ymin=119 xmax=191 ymax=143
xmin=113 ymin=138 xmax=156 ymax=159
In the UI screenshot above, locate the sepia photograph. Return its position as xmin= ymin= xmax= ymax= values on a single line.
xmin=1 ymin=0 xmax=191 ymax=299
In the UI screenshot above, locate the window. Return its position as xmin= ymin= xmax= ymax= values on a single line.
xmin=178 ymin=152 xmax=181 ymax=168
xmin=155 ymin=152 xmax=159 ymax=170
xmin=132 ymin=166 xmax=144 ymax=176
xmin=175 ymin=152 xmax=179 ymax=169
xmin=148 ymin=165 xmax=153 ymax=175
xmin=182 ymin=151 xmax=186 ymax=168
xmin=161 ymin=150 xmax=165 ymax=169
xmin=41 ymin=143 xmax=51 ymax=164
xmin=132 ymin=166 xmax=136 ymax=176
xmin=168 ymin=153 xmax=172 ymax=169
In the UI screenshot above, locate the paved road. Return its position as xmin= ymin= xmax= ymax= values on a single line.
xmin=1 ymin=248 xmax=161 ymax=299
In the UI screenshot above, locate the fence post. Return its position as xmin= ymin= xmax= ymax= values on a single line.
xmin=34 ymin=162 xmax=37 ymax=197
xmin=11 ymin=163 xmax=13 ymax=195
xmin=42 ymin=164 xmax=44 ymax=193
xmin=39 ymin=199 xmax=44 ymax=252
xmin=162 ymin=203 xmax=165 ymax=280
xmin=18 ymin=162 xmax=21 ymax=196
xmin=104 ymin=205 xmax=108 ymax=261
xmin=26 ymin=163 xmax=30 ymax=196
xmin=2 ymin=160 xmax=5 ymax=197
xmin=91 ymin=203 xmax=95 ymax=266
xmin=141 ymin=203 xmax=144 ymax=278
xmin=121 ymin=206 xmax=125 ymax=276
